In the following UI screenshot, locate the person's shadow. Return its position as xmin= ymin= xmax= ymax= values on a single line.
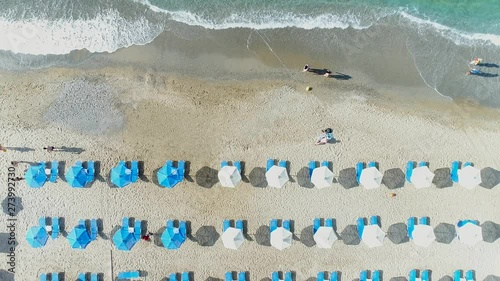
xmin=331 ymin=72 xmax=352 ymax=80
xmin=476 ymin=72 xmax=499 ymax=78
xmin=480 ymin=63 xmax=499 ymax=68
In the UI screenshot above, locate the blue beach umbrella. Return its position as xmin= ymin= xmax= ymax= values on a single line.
xmin=67 ymin=225 xmax=91 ymax=249
xmin=26 ymin=226 xmax=48 ymax=248
xmin=65 ymin=166 xmax=88 ymax=188
xmin=157 ymin=164 xmax=182 ymax=188
xmin=111 ymin=162 xmax=131 ymax=188
xmin=24 ymin=165 xmax=47 ymax=188
xmin=161 ymin=227 xmax=186 ymax=249
xmin=113 ymin=230 xmax=138 ymax=251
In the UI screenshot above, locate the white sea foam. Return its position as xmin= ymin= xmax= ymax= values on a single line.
xmin=0 ymin=10 xmax=163 ymax=55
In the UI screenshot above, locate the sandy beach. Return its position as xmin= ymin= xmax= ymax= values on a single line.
xmin=0 ymin=49 xmax=499 ymax=281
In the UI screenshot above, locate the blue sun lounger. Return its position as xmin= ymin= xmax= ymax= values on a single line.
xmin=313 ymin=218 xmax=321 ymax=234
xmin=463 ymin=162 xmax=472 ymax=168
xmin=178 ymin=160 xmax=185 ymax=179
xmin=419 ymin=217 xmax=428 ymax=225
xmin=118 ymin=271 xmax=140 ymax=279
xmin=451 ymin=161 xmax=460 ymax=183
xmin=309 ymin=161 xmax=316 ymax=178
xmin=171 ymin=273 xmax=177 ymax=281
xmin=226 ymin=272 xmax=233 ymax=281
xmin=373 ymin=271 xmax=380 ymax=281
xmin=39 ymin=217 xmax=46 ymax=228
xmin=91 ymin=273 xmax=98 ymax=281
xmin=321 ymin=161 xmax=329 ymax=167
xmin=465 ymin=270 xmax=474 ymax=281
xmin=407 ymin=217 xmax=416 ymax=239
xmin=454 ymin=271 xmax=462 ymax=281
xmin=318 ymin=272 xmax=325 ymax=281
xmin=234 ymin=161 xmax=241 ymax=173
xmin=422 ymin=270 xmax=430 ymax=281
xmin=223 ymin=220 xmax=231 ymax=232
xmin=368 ymin=162 xmax=376 ymax=168
xmin=406 ymin=161 xmax=415 ymax=182
xmin=179 ymin=221 xmax=187 ymax=237
xmin=370 ymin=216 xmax=378 ymax=226
xmin=267 ymin=159 xmax=275 ymax=171
xmin=356 ymin=162 xmax=364 ymax=183
xmin=221 ymin=161 xmax=228 ymax=168
xmin=279 ymin=160 xmax=287 ymax=168
xmin=283 ymin=220 xmax=291 ymax=231
xmin=357 ymin=218 xmax=365 ymax=238
xmin=134 ymin=220 xmax=142 ymax=240
xmin=90 ymin=219 xmax=98 ymax=240
xmin=51 ymin=273 xmax=59 ymax=281
xmin=238 ymin=272 xmax=246 ymax=281
xmin=87 ymin=161 xmax=95 ymax=183
xmin=325 ymin=218 xmax=333 ymax=228
xmin=78 ymin=273 xmax=86 ymax=281
xmin=418 ymin=161 xmax=427 ymax=167
xmin=409 ymin=270 xmax=417 ymax=281
xmin=130 ymin=160 xmax=139 ymax=182
xmin=360 ymin=271 xmax=368 ymax=281
xmin=272 ymin=272 xmax=280 ymax=281
xmin=40 ymin=274 xmax=47 ymax=281
xmin=167 ymin=220 xmax=174 ymax=228
xmin=236 ymin=220 xmax=243 ymax=230
xmin=270 ymin=219 xmax=278 ymax=232
xmin=182 ymin=272 xmax=189 ymax=281
xmin=330 ymin=272 xmax=338 ymax=281
xmin=285 ymin=272 xmax=292 ymax=281
xmin=122 ymin=217 xmax=129 ymax=232
xmin=457 ymin=220 xmax=479 ymax=227
xmin=50 ymin=161 xmax=58 ymax=183
xmin=51 ymin=217 xmax=59 ymax=239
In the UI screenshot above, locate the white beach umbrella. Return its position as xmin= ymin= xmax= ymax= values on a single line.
xmin=266 ymin=166 xmax=289 ymax=188
xmin=313 ymin=226 xmax=337 ymax=248
xmin=458 ymin=166 xmax=481 ymax=189
xmin=410 ymin=166 xmax=435 ymax=189
xmin=361 ymin=225 xmax=385 ymax=248
xmin=270 ymin=227 xmax=292 ymax=250
xmin=218 ymin=166 xmax=241 ymax=188
xmin=359 ymin=167 xmax=383 ymax=189
xmin=221 ymin=227 xmax=244 ymax=250
xmin=457 ymin=222 xmax=483 ymax=246
xmin=311 ymin=166 xmax=334 ymax=189
xmin=412 ymin=225 xmax=436 ymax=247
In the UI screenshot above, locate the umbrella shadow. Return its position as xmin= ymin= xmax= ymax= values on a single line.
xmin=484 ymin=276 xmax=500 ymax=281
xmin=439 ymin=276 xmax=453 ymax=281
xmin=480 ymin=167 xmax=499 ymax=189
xmin=481 ymin=221 xmax=500 ymax=243
xmin=195 ymin=225 xmax=219 ymax=246
xmin=184 ymin=161 xmax=194 ymax=183
xmin=338 ymin=168 xmax=358 ymax=189
xmin=138 ymin=161 xmax=149 ymax=182
xmin=249 ymin=167 xmax=268 ymax=188
xmin=434 ymin=223 xmax=456 ymax=244
xmin=297 ymin=167 xmax=314 ymax=189
xmin=0 ymin=233 xmax=16 ymax=252
xmin=5 ymin=146 xmax=35 ymax=152
xmin=382 ymin=168 xmax=405 ymax=190
xmin=205 ymin=278 xmax=224 ymax=281
xmin=391 ymin=277 xmax=408 ymax=281
xmin=195 ymin=166 xmax=219 ymax=189
xmin=340 ymin=225 xmax=361 ymax=245
xmin=387 ymin=223 xmax=409 ymax=244
xmin=240 ymin=161 xmax=250 ymax=183
xmin=255 ymin=225 xmax=271 ymax=246
xmin=300 ymin=225 xmax=316 ymax=247
xmin=155 ymin=226 xmax=167 ymax=247
xmin=0 ymin=270 xmax=14 ymax=281
xmin=433 ymin=168 xmax=453 ymax=188
xmin=2 ymin=196 xmax=23 ymax=216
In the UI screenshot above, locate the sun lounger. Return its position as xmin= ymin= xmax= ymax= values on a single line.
xmin=454 ymin=271 xmax=462 ymax=281
xmin=179 ymin=221 xmax=187 ymax=237
xmin=267 ymin=159 xmax=275 ymax=171
xmin=457 ymin=220 xmax=478 ymax=227
xmin=51 ymin=217 xmax=59 ymax=239
xmin=419 ymin=217 xmax=428 ymax=225
xmin=356 ymin=162 xmax=364 ymax=183
xmin=91 ymin=273 xmax=98 ymax=281
xmin=178 ymin=160 xmax=185 ymax=179
xmin=39 ymin=217 xmax=46 ymax=228
xmin=318 ymin=272 xmax=325 ymax=281
xmin=52 ymin=272 xmax=59 ymax=281
xmin=171 ymin=273 xmax=177 ymax=281
xmin=226 ymin=272 xmax=233 ymax=281
xmin=451 ymin=161 xmax=460 ymax=183
xmin=234 ymin=161 xmax=241 ymax=173
xmin=370 ymin=216 xmax=378 ymax=226
xmin=418 ymin=161 xmax=427 ymax=167
xmin=130 ymin=160 xmax=139 ymax=182
xmin=313 ymin=218 xmax=321 ymax=234
xmin=40 ymin=273 xmax=47 ymax=281
xmin=285 ymin=271 xmax=292 ymax=281
xmin=182 ymin=272 xmax=190 ymax=281
xmin=223 ymin=220 xmax=231 ymax=232
xmin=221 ymin=161 xmax=228 ymax=168
xmin=90 ymin=219 xmax=98 ymax=240
xmin=118 ymin=271 xmax=140 ymax=279
xmin=78 ymin=273 xmax=86 ymax=281
xmin=282 ymin=220 xmax=291 ymax=231
xmin=272 ymin=272 xmax=280 ymax=281
xmin=76 ymin=161 xmax=83 ymax=167
xmin=407 ymin=217 xmax=416 ymax=239
xmin=238 ymin=272 xmax=246 ymax=281
xmin=357 ymin=218 xmax=365 ymax=238
xmin=122 ymin=217 xmax=129 ymax=232
xmin=409 ymin=270 xmax=417 ymax=281
xmin=406 ymin=161 xmax=415 ymax=182
xmin=422 ymin=270 xmax=429 ymax=281
xmin=325 ymin=218 xmax=333 ymax=228
xmin=270 ymin=219 xmax=278 ymax=232
xmin=360 ymin=271 xmax=368 ymax=281
xmin=463 ymin=162 xmax=472 ymax=167
xmin=279 ymin=160 xmax=287 ymax=168
xmin=330 ymin=272 xmax=338 ymax=281
xmin=50 ymin=161 xmax=58 ymax=183
xmin=167 ymin=220 xmax=174 ymax=228
xmin=373 ymin=271 xmax=380 ymax=281
xmin=309 ymin=161 xmax=316 ymax=178
xmin=134 ymin=220 xmax=142 ymax=240
xmin=236 ymin=220 xmax=244 ymax=230
xmin=321 ymin=161 xmax=329 ymax=167
xmin=465 ymin=270 xmax=474 ymax=281
xmin=368 ymin=162 xmax=376 ymax=168
xmin=86 ymin=161 xmax=95 ymax=183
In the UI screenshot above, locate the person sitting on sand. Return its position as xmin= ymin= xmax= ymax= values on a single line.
xmin=324 ymin=69 xmax=332 ymax=78
xmin=43 ymin=146 xmax=55 ymax=152
xmin=470 ymin=57 xmax=482 ymax=66
xmin=303 ymin=64 xmax=310 ymax=72
xmin=466 ymin=68 xmax=481 ymax=75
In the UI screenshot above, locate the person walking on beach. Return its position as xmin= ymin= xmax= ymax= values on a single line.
xmin=324 ymin=69 xmax=332 ymax=78
xmin=43 ymin=146 xmax=55 ymax=152
xmin=13 ymin=177 xmax=24 ymax=181
xmin=303 ymin=64 xmax=310 ymax=72
xmin=0 ymin=144 xmax=6 ymax=152
xmin=141 ymin=232 xmax=154 ymax=242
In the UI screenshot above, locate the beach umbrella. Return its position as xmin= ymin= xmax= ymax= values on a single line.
xmin=361 ymin=225 xmax=385 ymax=248
xmin=270 ymin=227 xmax=292 ymax=250
xmin=481 ymin=221 xmax=500 ymax=243
xmin=387 ymin=223 xmax=408 ymax=244
xmin=161 ymin=226 xmax=186 ymax=249
xmin=157 ymin=163 xmax=182 ymax=188
xmin=412 ymin=225 xmax=435 ymax=247
xmin=24 ymin=165 xmax=47 ymax=188
xmin=221 ymin=227 xmax=244 ymax=250
xmin=311 ymin=166 xmax=334 ymax=189
xmin=434 ymin=223 xmax=456 ymax=244
xmin=111 ymin=162 xmax=131 ymax=188
xmin=265 ymin=166 xmax=289 ymax=188
xmin=313 ymin=226 xmax=337 ymax=248
xmin=67 ymin=225 xmax=91 ymax=249
xmin=26 ymin=226 xmax=48 ymax=248
xmin=196 ymin=226 xmax=219 ymax=246
xmin=359 ymin=167 xmax=383 ymax=189
xmin=113 ymin=230 xmax=138 ymax=251
xmin=458 ymin=166 xmax=481 ymax=189
xmin=65 ymin=166 xmax=88 ymax=188
xmin=218 ymin=166 xmax=242 ymax=188
xmin=410 ymin=166 xmax=435 ymax=189
xmin=456 ymin=222 xmax=482 ymax=246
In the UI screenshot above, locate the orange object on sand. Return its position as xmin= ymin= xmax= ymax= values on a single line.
xmin=387 ymin=193 xmax=396 ymax=198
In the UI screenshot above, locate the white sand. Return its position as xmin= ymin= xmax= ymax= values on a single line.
xmin=0 ymin=68 xmax=499 ymax=281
